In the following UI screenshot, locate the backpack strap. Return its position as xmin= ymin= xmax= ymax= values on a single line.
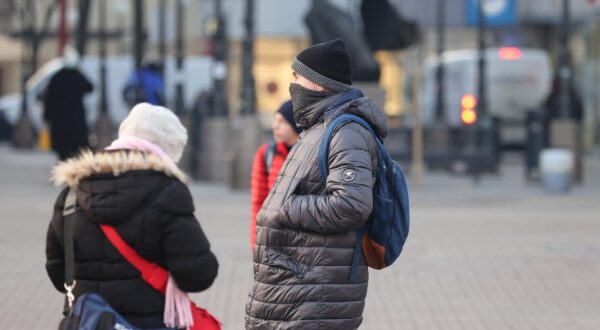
xmin=317 ymin=114 xmax=382 ymax=283
xmin=263 ymin=140 xmax=277 ymax=175
xmin=349 ymin=230 xmax=363 ymax=283
xmin=318 ymin=113 xmax=381 ymax=179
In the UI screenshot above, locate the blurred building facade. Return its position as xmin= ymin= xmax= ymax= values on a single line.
xmin=1 ymin=0 xmax=599 ymax=147
xmin=0 ymin=0 xmax=408 ymax=121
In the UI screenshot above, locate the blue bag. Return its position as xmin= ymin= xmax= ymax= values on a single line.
xmin=61 ymin=293 xmax=172 ymax=330
xmin=318 ymin=113 xmax=410 ymax=281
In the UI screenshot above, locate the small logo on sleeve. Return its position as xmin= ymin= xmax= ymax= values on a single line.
xmin=343 ymin=169 xmax=356 ymax=182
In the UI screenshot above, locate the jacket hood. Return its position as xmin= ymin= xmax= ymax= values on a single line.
xmin=51 ymin=150 xmax=188 ymax=225
xmin=328 ymin=93 xmax=389 ymax=139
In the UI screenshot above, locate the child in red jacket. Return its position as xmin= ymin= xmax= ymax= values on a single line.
xmin=250 ymin=100 xmax=301 ymax=249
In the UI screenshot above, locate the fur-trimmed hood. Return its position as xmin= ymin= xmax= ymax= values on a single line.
xmin=51 ymin=150 xmax=191 ymax=226
xmin=52 ymin=149 xmax=187 ymax=187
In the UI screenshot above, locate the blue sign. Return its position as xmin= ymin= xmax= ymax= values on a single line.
xmin=467 ymin=0 xmax=517 ymax=27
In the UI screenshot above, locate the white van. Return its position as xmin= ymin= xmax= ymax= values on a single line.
xmin=421 ymin=47 xmax=553 ymax=145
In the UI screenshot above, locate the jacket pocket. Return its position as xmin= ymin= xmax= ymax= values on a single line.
xmin=264 ymin=249 xmax=309 ymax=279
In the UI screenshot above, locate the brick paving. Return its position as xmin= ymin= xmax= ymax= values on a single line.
xmin=1 ymin=145 xmax=600 ymax=329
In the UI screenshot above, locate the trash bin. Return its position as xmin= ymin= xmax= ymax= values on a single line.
xmin=539 ymin=148 xmax=573 ymax=193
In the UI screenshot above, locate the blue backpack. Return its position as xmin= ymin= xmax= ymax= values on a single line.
xmin=318 ymin=113 xmax=410 ymax=282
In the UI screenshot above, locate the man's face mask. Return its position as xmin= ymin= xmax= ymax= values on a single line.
xmin=289 ymin=83 xmax=332 ymax=113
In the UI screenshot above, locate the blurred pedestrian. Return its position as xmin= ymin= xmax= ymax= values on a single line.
xmin=249 ymin=100 xmax=300 ymax=250
xmin=123 ymin=61 xmax=166 ymax=107
xmin=46 ymin=103 xmax=219 ymax=329
xmin=43 ymin=53 xmax=93 ymax=160
xmin=544 ymin=76 xmax=583 ymax=122
xmin=246 ymin=39 xmax=388 ymax=329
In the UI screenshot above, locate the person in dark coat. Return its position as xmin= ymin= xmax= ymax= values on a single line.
xmin=250 ymin=100 xmax=301 ymax=250
xmin=245 ymin=39 xmax=388 ymax=329
xmin=46 ymin=103 xmax=219 ymax=328
xmin=43 ymin=66 xmax=93 ymax=160
xmin=544 ymin=76 xmax=584 ymax=122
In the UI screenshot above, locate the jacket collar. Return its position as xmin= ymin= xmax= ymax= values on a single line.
xmin=294 ymin=89 xmax=365 ymax=131
xmin=294 ymin=92 xmax=342 ymax=130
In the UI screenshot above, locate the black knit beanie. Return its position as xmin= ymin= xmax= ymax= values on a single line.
xmin=291 ymin=39 xmax=353 ymax=92
xmin=277 ymin=100 xmax=301 ymax=134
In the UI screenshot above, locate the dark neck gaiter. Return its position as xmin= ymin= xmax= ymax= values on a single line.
xmin=290 ymin=83 xmax=337 ymax=129
xmin=289 ymin=83 xmax=332 ymax=113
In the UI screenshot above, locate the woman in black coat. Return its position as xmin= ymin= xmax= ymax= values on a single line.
xmin=43 ymin=67 xmax=93 ymax=160
xmin=45 ymin=103 xmax=219 ymax=328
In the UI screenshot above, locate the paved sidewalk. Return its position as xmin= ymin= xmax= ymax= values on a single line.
xmin=1 ymin=145 xmax=600 ymax=329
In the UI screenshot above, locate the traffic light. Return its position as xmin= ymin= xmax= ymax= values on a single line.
xmin=460 ymin=94 xmax=478 ymax=125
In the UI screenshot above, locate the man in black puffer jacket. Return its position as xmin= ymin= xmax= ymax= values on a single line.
xmin=46 ymin=103 xmax=219 ymax=328
xmin=245 ymin=39 xmax=388 ymax=329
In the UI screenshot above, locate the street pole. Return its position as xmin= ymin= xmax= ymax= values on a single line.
xmin=158 ymin=0 xmax=167 ymax=76
xmin=240 ymin=0 xmax=256 ymax=115
xmin=200 ymin=0 xmax=231 ymax=182
xmin=21 ymin=0 xmax=32 ymax=125
xmin=98 ymin=0 xmax=108 ymax=117
xmin=75 ymin=0 xmax=91 ymax=57
xmin=228 ymin=0 xmax=261 ymax=189
xmin=133 ymin=0 xmax=145 ymax=104
xmin=92 ymin=0 xmax=113 ymax=150
xmin=175 ymin=0 xmax=185 ymax=115
xmin=133 ymin=0 xmax=144 ymax=70
xmin=430 ymin=0 xmax=450 ymax=173
xmin=559 ymin=0 xmax=572 ymax=119
xmin=58 ymin=0 xmax=68 ymax=56
xmin=550 ymin=0 xmax=582 ymax=183
xmin=472 ymin=0 xmax=489 ymax=182
xmin=435 ymin=0 xmax=446 ymax=122
xmin=212 ymin=0 xmax=228 ymax=117
xmin=12 ymin=0 xmax=36 ymax=149
xmin=411 ymin=45 xmax=424 ymax=188
xmin=477 ymin=0 xmax=488 ymax=120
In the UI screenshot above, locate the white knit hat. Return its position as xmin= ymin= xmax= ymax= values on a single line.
xmin=119 ymin=103 xmax=188 ymax=162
